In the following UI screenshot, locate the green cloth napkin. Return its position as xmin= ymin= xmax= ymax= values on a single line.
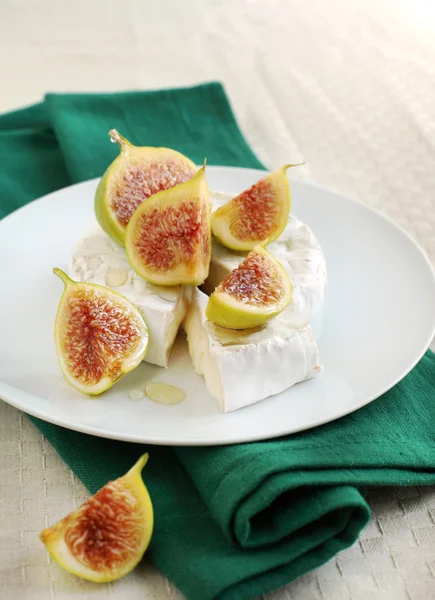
xmin=1 ymin=82 xmax=434 ymax=600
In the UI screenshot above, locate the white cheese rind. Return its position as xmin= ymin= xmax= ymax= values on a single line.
xmin=185 ymin=288 xmax=320 ymax=412
xmin=205 ymin=192 xmax=327 ymax=326
xmin=69 ymin=221 xmax=191 ymax=368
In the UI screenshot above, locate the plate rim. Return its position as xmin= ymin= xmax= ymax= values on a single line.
xmin=0 ymin=167 xmax=434 ymax=446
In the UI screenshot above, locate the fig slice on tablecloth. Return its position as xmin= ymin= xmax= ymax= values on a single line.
xmin=211 ymin=164 xmax=302 ymax=251
xmin=95 ymin=129 xmax=197 ymax=244
xmin=206 ymin=245 xmax=292 ymax=329
xmin=40 ymin=454 xmax=153 ymax=583
xmin=53 ymin=268 xmax=148 ymax=395
xmin=125 ymin=163 xmax=211 ymax=286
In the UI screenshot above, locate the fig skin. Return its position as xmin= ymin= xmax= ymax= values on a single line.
xmin=125 ymin=163 xmax=211 ymax=287
xmin=206 ymin=246 xmax=292 ymax=330
xmin=95 ymin=130 xmax=197 ymax=245
xmin=40 ymin=454 xmax=153 ymax=583
xmin=53 ymin=268 xmax=149 ymax=396
xmin=211 ymin=164 xmax=303 ymax=252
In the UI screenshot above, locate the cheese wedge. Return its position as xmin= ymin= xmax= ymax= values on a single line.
xmin=185 ymin=288 xmax=321 ymax=412
xmin=70 ymin=221 xmax=191 ymax=368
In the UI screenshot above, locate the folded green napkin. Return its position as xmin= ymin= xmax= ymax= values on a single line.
xmin=1 ymin=83 xmax=434 ymax=600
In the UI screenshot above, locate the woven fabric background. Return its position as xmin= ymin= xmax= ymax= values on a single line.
xmin=1 ymin=0 xmax=435 ymax=598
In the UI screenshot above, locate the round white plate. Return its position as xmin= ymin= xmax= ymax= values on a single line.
xmin=0 ymin=167 xmax=434 ymax=445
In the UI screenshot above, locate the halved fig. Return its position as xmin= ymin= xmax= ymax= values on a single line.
xmin=40 ymin=454 xmax=153 ymax=583
xmin=95 ymin=130 xmax=197 ymax=244
xmin=211 ymin=165 xmax=302 ymax=251
xmin=206 ymin=246 xmax=292 ymax=329
xmin=53 ymin=268 xmax=148 ymax=395
xmin=125 ymin=164 xmax=211 ymax=286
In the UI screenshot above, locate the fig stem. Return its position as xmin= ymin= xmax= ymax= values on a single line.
xmin=283 ymin=162 xmax=305 ymax=171
xmin=128 ymin=453 xmax=149 ymax=477
xmin=53 ymin=268 xmax=73 ymax=287
xmin=108 ymin=129 xmax=133 ymax=151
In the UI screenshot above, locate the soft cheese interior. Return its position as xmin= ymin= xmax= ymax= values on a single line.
xmin=70 ymin=221 xmax=191 ymax=368
xmin=204 ymin=192 xmax=327 ymax=326
xmin=185 ymin=288 xmax=320 ymax=412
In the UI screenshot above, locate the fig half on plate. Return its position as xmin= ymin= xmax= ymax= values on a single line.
xmin=53 ymin=268 xmax=149 ymax=395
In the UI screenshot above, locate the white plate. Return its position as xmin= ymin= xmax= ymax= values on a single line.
xmin=0 ymin=167 xmax=434 ymax=445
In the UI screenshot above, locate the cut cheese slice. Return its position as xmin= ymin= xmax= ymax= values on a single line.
xmin=205 ymin=192 xmax=327 ymax=326
xmin=70 ymin=221 xmax=191 ymax=368
xmin=185 ymin=288 xmax=321 ymax=412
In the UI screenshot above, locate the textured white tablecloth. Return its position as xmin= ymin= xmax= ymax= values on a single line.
xmin=1 ymin=0 xmax=435 ymax=598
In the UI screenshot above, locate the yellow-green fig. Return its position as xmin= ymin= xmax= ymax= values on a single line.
xmin=206 ymin=246 xmax=292 ymax=329
xmin=40 ymin=454 xmax=153 ymax=583
xmin=95 ymin=130 xmax=197 ymax=245
xmin=53 ymin=268 xmax=148 ymax=395
xmin=211 ymin=164 xmax=302 ymax=251
xmin=125 ymin=164 xmax=211 ymax=287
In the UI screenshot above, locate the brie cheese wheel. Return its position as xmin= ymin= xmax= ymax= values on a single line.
xmin=204 ymin=192 xmax=327 ymax=326
xmin=185 ymin=288 xmax=321 ymax=412
xmin=70 ymin=221 xmax=191 ymax=368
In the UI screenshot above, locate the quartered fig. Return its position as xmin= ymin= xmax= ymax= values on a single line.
xmin=125 ymin=164 xmax=211 ymax=286
xmin=211 ymin=165 xmax=302 ymax=251
xmin=40 ymin=454 xmax=153 ymax=583
xmin=53 ymin=268 xmax=148 ymax=395
xmin=206 ymin=246 xmax=292 ymax=329
xmin=95 ymin=130 xmax=197 ymax=244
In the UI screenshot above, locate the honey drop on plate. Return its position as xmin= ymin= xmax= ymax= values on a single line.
xmin=145 ymin=383 xmax=185 ymax=405
xmin=128 ymin=389 xmax=145 ymax=401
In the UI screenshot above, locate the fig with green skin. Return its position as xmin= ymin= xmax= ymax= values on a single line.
xmin=206 ymin=246 xmax=292 ymax=329
xmin=40 ymin=454 xmax=153 ymax=583
xmin=211 ymin=164 xmax=302 ymax=251
xmin=95 ymin=130 xmax=197 ymax=245
xmin=53 ymin=268 xmax=149 ymax=395
xmin=125 ymin=164 xmax=211 ymax=287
